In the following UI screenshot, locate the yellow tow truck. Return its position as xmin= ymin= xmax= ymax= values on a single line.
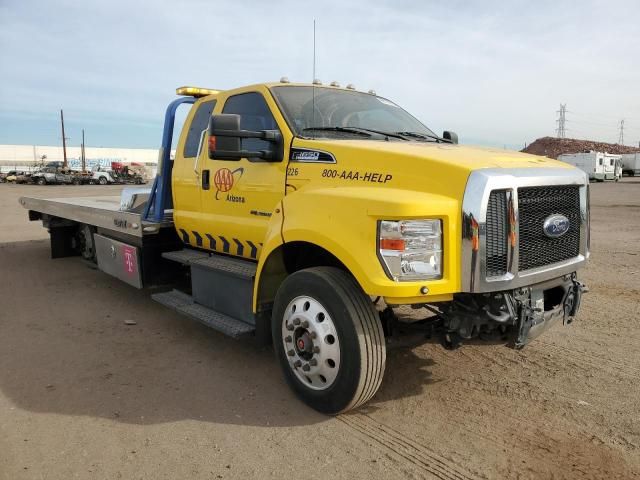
xmin=20 ymin=80 xmax=589 ymax=413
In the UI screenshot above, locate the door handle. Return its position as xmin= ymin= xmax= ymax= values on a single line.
xmin=202 ymin=169 xmax=210 ymax=190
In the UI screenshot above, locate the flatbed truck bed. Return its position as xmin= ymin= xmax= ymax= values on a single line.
xmin=19 ymin=194 xmax=173 ymax=240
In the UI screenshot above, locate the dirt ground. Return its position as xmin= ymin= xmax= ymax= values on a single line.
xmin=0 ymin=180 xmax=638 ymax=480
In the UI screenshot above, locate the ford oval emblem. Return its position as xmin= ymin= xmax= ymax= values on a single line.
xmin=543 ymin=214 xmax=570 ymax=238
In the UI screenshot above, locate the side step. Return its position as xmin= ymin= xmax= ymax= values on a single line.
xmin=191 ymin=254 xmax=257 ymax=279
xmin=152 ymin=289 xmax=255 ymax=339
xmin=162 ymin=248 xmax=257 ymax=278
xmin=162 ymin=249 xmax=210 ymax=264
xmin=162 ymin=249 xmax=257 ymax=324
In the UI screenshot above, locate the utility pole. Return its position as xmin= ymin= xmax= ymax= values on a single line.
xmin=556 ymin=104 xmax=567 ymax=139
xmin=81 ymin=129 xmax=86 ymax=172
xmin=60 ymin=109 xmax=69 ymax=168
xmin=618 ymin=119 xmax=625 ymax=145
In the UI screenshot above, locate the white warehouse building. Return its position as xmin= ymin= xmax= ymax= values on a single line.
xmin=0 ymin=144 xmax=161 ymax=175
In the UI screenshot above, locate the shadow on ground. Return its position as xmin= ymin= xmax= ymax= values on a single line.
xmin=0 ymin=240 xmax=437 ymax=427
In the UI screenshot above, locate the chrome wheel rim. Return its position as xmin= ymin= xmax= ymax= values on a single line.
xmin=281 ymin=295 xmax=341 ymax=391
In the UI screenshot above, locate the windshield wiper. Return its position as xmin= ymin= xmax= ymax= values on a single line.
xmin=395 ymin=131 xmax=451 ymax=143
xmin=345 ymin=127 xmax=408 ymax=140
xmin=302 ymin=127 xmax=373 ymax=137
xmin=302 ymin=126 xmax=407 ymax=140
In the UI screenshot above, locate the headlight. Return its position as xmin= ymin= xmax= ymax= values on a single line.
xmin=378 ymin=220 xmax=442 ymax=281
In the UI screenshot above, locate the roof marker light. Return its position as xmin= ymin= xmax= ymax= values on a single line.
xmin=176 ymin=86 xmax=220 ymax=97
xmin=368 ymin=89 xmax=376 ymax=95
xmin=280 ymin=77 xmax=290 ymax=83
xmin=330 ymin=81 xmax=340 ymax=87
xmin=312 ymin=79 xmax=322 ymax=85
xmin=346 ymin=84 xmax=356 ymax=90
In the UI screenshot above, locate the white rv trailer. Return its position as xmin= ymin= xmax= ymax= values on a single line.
xmin=603 ymin=153 xmax=622 ymax=181
xmin=621 ymin=153 xmax=640 ymax=176
xmin=558 ymin=152 xmax=605 ymax=181
xmin=558 ymin=151 xmax=622 ymax=182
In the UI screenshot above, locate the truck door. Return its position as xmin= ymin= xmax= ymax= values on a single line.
xmin=172 ymin=98 xmax=217 ymax=239
xmin=197 ymin=90 xmax=288 ymax=260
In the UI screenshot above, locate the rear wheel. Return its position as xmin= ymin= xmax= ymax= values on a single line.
xmin=36 ymin=177 xmax=46 ymax=185
xmin=272 ymin=267 xmax=386 ymax=414
xmin=98 ymin=176 xmax=108 ymax=185
xmin=77 ymin=224 xmax=95 ymax=261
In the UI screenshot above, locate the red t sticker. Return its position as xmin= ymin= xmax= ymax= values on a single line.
xmin=122 ymin=245 xmax=137 ymax=276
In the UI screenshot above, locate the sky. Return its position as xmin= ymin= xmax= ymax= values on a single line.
xmin=1 ymin=0 xmax=639 ymax=151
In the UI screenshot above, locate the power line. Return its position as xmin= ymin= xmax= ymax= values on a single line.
xmin=571 ymin=110 xmax=640 ymax=123
xmin=566 ymin=117 xmax=620 ymax=130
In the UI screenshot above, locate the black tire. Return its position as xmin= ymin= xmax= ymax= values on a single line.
xmin=77 ymin=224 xmax=95 ymax=261
xmin=36 ymin=177 xmax=46 ymax=185
xmin=272 ymin=267 xmax=386 ymax=414
xmin=98 ymin=176 xmax=108 ymax=185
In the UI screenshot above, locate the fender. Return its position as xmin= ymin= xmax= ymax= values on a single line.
xmin=253 ymin=186 xmax=461 ymax=311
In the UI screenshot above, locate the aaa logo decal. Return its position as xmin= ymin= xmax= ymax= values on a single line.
xmin=213 ymin=167 xmax=244 ymax=200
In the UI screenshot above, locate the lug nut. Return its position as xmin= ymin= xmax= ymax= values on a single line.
xmin=302 ymin=363 xmax=310 ymax=372
xmin=293 ymin=360 xmax=302 ymax=368
xmin=301 ymin=320 xmax=309 ymax=328
xmin=285 ymin=335 xmax=292 ymax=343
xmin=309 ymin=331 xmax=317 ymax=339
xmin=313 ymin=346 xmax=320 ymax=353
xmin=293 ymin=318 xmax=301 ymax=326
xmin=287 ymin=349 xmax=295 ymax=356
xmin=309 ymin=358 xmax=318 ymax=366
xmin=286 ymin=323 xmax=294 ymax=331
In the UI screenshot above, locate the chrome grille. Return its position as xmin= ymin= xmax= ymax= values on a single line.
xmin=518 ymin=185 xmax=581 ymax=271
xmin=485 ymin=190 xmax=508 ymax=277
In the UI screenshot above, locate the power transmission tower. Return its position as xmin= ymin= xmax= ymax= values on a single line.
xmin=618 ymin=119 xmax=624 ymax=145
xmin=556 ymin=104 xmax=567 ymax=139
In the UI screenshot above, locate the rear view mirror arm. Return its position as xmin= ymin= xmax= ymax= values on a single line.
xmin=212 ymin=128 xmax=282 ymax=144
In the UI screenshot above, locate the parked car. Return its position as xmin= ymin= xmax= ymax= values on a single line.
xmin=90 ymin=168 xmax=120 ymax=185
xmin=15 ymin=172 xmax=33 ymax=184
xmin=31 ymin=167 xmax=73 ymax=185
xmin=0 ymin=170 xmax=28 ymax=183
xmin=111 ymin=165 xmax=146 ymax=184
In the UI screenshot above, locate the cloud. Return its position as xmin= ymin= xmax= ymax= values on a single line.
xmin=1 ymin=0 xmax=639 ymax=148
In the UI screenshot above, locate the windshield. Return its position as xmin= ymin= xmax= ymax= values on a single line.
xmin=270 ymin=86 xmax=436 ymax=139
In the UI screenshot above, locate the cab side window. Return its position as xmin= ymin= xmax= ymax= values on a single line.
xmin=184 ymin=100 xmax=216 ymax=158
xmin=222 ymin=92 xmax=279 ymax=155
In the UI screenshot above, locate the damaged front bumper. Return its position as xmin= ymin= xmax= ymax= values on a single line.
xmin=512 ymin=274 xmax=587 ymax=347
xmin=439 ymin=273 xmax=588 ymax=349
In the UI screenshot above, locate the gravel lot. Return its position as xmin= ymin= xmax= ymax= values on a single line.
xmin=0 ymin=180 xmax=638 ymax=480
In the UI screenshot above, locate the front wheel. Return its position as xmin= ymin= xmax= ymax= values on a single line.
xmin=36 ymin=177 xmax=46 ymax=185
xmin=272 ymin=267 xmax=386 ymax=414
xmin=98 ymin=176 xmax=108 ymax=185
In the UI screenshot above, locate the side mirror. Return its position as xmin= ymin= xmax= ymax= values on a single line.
xmin=443 ymin=131 xmax=458 ymax=144
xmin=208 ymin=114 xmax=283 ymax=161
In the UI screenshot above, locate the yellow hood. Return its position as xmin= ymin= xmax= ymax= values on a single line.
xmin=309 ymin=139 xmax=569 ymax=171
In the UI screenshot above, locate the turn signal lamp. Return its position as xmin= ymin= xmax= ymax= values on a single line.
xmin=176 ymin=86 xmax=220 ymax=97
